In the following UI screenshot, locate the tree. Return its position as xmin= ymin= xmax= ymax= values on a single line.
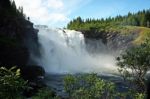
xmin=18 ymin=6 xmax=24 ymax=15
xmin=11 ymin=0 xmax=16 ymax=10
xmin=147 ymin=21 xmax=150 ymax=28
xmin=140 ymin=13 xmax=146 ymax=26
xmin=67 ymin=9 xmax=150 ymax=31
xmin=0 ymin=0 xmax=11 ymax=8
xmin=116 ymin=39 xmax=150 ymax=93
xmin=76 ymin=16 xmax=83 ymax=23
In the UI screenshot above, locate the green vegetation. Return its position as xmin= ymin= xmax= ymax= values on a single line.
xmin=112 ymin=26 xmax=150 ymax=44
xmin=32 ymin=88 xmax=60 ymax=99
xmin=0 ymin=0 xmax=25 ymax=18
xmin=67 ymin=9 xmax=150 ymax=31
xmin=67 ymin=9 xmax=150 ymax=46
xmin=131 ymin=27 xmax=150 ymax=44
xmin=0 ymin=66 xmax=27 ymax=99
xmin=116 ymin=39 xmax=150 ymax=94
xmin=0 ymin=66 xmax=147 ymax=99
xmin=0 ymin=66 xmax=58 ymax=99
xmin=64 ymin=74 xmax=117 ymax=99
xmin=64 ymin=74 xmax=146 ymax=99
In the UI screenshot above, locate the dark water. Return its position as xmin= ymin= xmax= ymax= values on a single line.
xmin=44 ymin=73 xmax=129 ymax=98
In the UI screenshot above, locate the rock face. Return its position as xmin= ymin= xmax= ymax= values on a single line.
xmin=0 ymin=0 xmax=45 ymax=83
xmin=0 ymin=0 xmax=40 ymax=67
xmin=0 ymin=1 xmax=45 ymax=97
xmin=0 ymin=16 xmax=46 ymax=85
xmin=22 ymin=20 xmax=41 ymax=65
xmin=82 ymin=29 xmax=139 ymax=52
xmin=106 ymin=32 xmax=138 ymax=50
xmin=0 ymin=17 xmax=38 ymax=67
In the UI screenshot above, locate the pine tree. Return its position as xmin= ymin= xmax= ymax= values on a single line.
xmin=0 ymin=0 xmax=11 ymax=8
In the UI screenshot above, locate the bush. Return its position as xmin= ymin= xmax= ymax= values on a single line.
xmin=64 ymin=74 xmax=147 ymax=99
xmin=116 ymin=39 xmax=150 ymax=93
xmin=64 ymin=74 xmax=124 ymax=99
xmin=32 ymin=88 xmax=60 ymax=99
xmin=0 ymin=66 xmax=27 ymax=99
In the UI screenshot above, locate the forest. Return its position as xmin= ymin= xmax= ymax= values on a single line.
xmin=67 ymin=9 xmax=150 ymax=31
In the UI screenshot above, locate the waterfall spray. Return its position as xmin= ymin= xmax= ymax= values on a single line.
xmin=34 ymin=26 xmax=117 ymax=74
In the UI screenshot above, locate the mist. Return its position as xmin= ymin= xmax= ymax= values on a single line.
xmin=34 ymin=26 xmax=118 ymax=74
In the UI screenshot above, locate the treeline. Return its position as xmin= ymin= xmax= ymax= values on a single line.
xmin=0 ymin=0 xmax=25 ymax=19
xmin=67 ymin=9 xmax=150 ymax=31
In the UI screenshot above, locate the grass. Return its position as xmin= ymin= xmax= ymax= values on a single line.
xmin=131 ymin=26 xmax=150 ymax=44
xmin=106 ymin=25 xmax=150 ymax=45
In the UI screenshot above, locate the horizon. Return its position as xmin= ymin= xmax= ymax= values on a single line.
xmin=14 ymin=0 xmax=150 ymax=28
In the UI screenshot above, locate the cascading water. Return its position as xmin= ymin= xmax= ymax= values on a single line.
xmin=34 ymin=26 xmax=117 ymax=74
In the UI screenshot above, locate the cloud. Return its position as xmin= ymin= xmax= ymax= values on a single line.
xmin=46 ymin=0 xmax=64 ymax=9
xmin=14 ymin=0 xmax=90 ymax=27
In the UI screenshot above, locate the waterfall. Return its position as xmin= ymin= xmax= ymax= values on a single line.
xmin=34 ymin=26 xmax=117 ymax=74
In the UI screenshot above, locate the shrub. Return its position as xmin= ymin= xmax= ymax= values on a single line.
xmin=116 ymin=39 xmax=150 ymax=93
xmin=32 ymin=88 xmax=60 ymax=99
xmin=64 ymin=73 xmax=147 ymax=99
xmin=0 ymin=66 xmax=27 ymax=99
xmin=64 ymin=74 xmax=122 ymax=99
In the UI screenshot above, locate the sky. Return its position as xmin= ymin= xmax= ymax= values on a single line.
xmin=14 ymin=0 xmax=150 ymax=28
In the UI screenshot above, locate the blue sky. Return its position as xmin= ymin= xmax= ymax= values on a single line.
xmin=74 ymin=0 xmax=150 ymax=19
xmin=14 ymin=0 xmax=150 ymax=28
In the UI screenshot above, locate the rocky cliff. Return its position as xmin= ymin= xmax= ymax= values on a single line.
xmin=0 ymin=0 xmax=42 ymax=68
xmin=0 ymin=15 xmax=39 ymax=67
xmin=82 ymin=26 xmax=150 ymax=52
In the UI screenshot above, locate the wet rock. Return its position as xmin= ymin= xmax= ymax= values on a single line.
xmin=21 ymin=65 xmax=45 ymax=81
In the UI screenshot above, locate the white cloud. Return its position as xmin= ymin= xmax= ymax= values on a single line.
xmin=46 ymin=0 xmax=64 ymax=9
xmin=14 ymin=0 xmax=91 ymax=27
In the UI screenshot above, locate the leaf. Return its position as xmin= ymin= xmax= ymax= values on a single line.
xmin=16 ymin=69 xmax=20 ymax=76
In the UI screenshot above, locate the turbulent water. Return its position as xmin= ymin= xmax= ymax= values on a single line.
xmin=34 ymin=26 xmax=117 ymax=74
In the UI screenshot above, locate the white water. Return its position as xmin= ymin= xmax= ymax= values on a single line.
xmin=34 ymin=26 xmax=117 ymax=74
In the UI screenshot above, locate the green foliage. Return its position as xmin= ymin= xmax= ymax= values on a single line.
xmin=0 ymin=0 xmax=25 ymax=18
xmin=135 ymin=93 xmax=146 ymax=99
xmin=64 ymin=74 xmax=146 ymax=99
xmin=117 ymin=39 xmax=150 ymax=93
xmin=67 ymin=9 xmax=150 ymax=33
xmin=10 ymin=0 xmax=25 ymax=18
xmin=64 ymin=74 xmax=121 ymax=99
xmin=32 ymin=88 xmax=60 ymax=99
xmin=0 ymin=66 xmax=27 ymax=99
